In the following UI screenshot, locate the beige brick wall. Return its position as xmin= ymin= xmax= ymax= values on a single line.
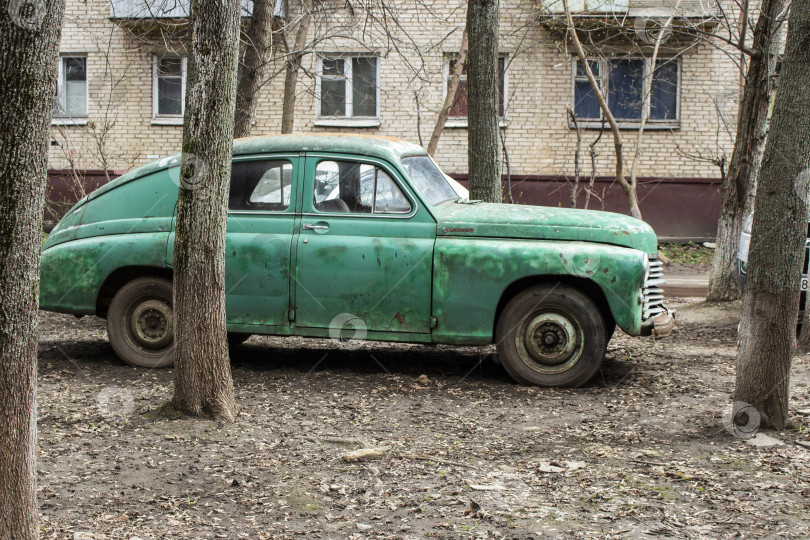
xmin=49 ymin=0 xmax=740 ymax=181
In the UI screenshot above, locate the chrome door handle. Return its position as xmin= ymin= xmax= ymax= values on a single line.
xmin=302 ymin=224 xmax=329 ymax=231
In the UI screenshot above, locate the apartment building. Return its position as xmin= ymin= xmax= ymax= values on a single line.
xmin=48 ymin=0 xmax=740 ymax=239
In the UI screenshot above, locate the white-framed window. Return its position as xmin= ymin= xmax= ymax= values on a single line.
xmin=572 ymin=57 xmax=680 ymax=127
xmin=315 ymin=55 xmax=380 ymax=127
xmin=153 ymin=55 xmax=186 ymax=123
xmin=53 ymin=55 xmax=88 ymax=121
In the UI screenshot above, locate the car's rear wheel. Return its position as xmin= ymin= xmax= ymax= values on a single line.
xmin=495 ymin=284 xmax=606 ymax=387
xmin=107 ymin=277 xmax=175 ymax=368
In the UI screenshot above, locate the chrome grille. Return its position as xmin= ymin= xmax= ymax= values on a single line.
xmin=643 ymin=258 xmax=666 ymax=320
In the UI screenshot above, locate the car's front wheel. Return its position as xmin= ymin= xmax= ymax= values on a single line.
xmin=107 ymin=277 xmax=175 ymax=368
xmin=495 ymin=284 xmax=606 ymax=387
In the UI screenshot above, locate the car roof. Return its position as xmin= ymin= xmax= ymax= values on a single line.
xmin=233 ymin=134 xmax=426 ymax=161
xmin=82 ymin=134 xmax=428 ymax=205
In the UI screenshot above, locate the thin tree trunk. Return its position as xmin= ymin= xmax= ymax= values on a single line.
xmin=629 ymin=8 xmax=677 ymax=193
xmin=466 ymin=0 xmax=501 ymax=203
xmin=427 ymin=25 xmax=468 ymax=156
xmin=584 ymin=119 xmax=605 ymax=210
xmin=234 ymin=0 xmax=276 ymax=138
xmin=707 ymin=0 xmax=788 ymax=301
xmin=0 ymin=3 xmax=64 ymax=538
xmin=567 ymin=107 xmax=581 ymax=207
xmin=280 ymin=0 xmax=313 ymax=134
xmin=172 ymin=0 xmax=241 ymax=421
xmin=734 ymin=0 xmax=810 ymax=431
xmin=562 ymin=0 xmax=641 ymax=219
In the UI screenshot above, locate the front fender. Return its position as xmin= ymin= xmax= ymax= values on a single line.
xmin=39 ymin=233 xmax=171 ymax=315
xmin=431 ymin=238 xmax=646 ymax=344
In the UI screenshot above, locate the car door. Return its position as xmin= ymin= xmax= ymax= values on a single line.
xmin=293 ymin=154 xmax=435 ymax=335
xmin=223 ymin=155 xmax=299 ymax=327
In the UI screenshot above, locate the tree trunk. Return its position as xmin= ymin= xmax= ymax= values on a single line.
xmin=172 ymin=0 xmax=241 ymax=421
xmin=562 ymin=0 xmax=641 ymax=219
xmin=466 ymin=0 xmax=501 ymax=203
xmin=234 ymin=0 xmax=276 ymax=138
xmin=280 ymin=0 xmax=313 ymax=134
xmin=0 ymin=3 xmax=64 ymax=538
xmin=427 ymin=25 xmax=468 ymax=156
xmin=734 ymin=0 xmax=810 ymax=431
xmin=707 ymin=0 xmax=788 ymax=301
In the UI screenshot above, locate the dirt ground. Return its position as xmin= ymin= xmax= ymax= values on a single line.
xmin=37 ymin=298 xmax=810 ymax=539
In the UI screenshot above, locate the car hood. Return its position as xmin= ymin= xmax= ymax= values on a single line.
xmin=433 ymin=201 xmax=658 ymax=254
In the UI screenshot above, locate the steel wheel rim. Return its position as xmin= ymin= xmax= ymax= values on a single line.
xmin=515 ymin=309 xmax=584 ymax=374
xmin=129 ymin=299 xmax=173 ymax=350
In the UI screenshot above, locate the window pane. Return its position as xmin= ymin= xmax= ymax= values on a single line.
xmin=64 ymin=80 xmax=87 ymax=116
xmin=65 ymin=57 xmax=86 ymax=81
xmin=320 ymin=79 xmax=346 ymax=116
xmin=159 ymin=58 xmax=182 ymax=76
xmin=374 ymin=171 xmax=411 ymax=213
xmin=650 ymin=60 xmax=678 ymax=120
xmin=574 ymin=80 xmax=600 ymax=119
xmin=575 ymin=60 xmax=600 ymax=78
xmin=449 ymin=80 xmax=468 ymax=117
xmin=313 ymin=160 xmax=370 ymax=213
xmin=322 ymin=58 xmax=344 ymax=77
xmin=352 ymin=57 xmax=377 ymax=117
xmin=230 ymin=160 xmax=292 ymax=211
xmin=157 ymin=76 xmax=183 ymax=115
xmin=607 ymin=59 xmax=644 ymax=120
xmin=401 ymin=155 xmax=459 ymax=206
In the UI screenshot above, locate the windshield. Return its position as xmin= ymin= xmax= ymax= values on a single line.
xmin=401 ymin=155 xmax=459 ymax=205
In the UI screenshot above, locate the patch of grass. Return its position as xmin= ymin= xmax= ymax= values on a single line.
xmin=141 ymin=402 xmax=185 ymax=420
xmin=659 ymin=242 xmax=714 ymax=267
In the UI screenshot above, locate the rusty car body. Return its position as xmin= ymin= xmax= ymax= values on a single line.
xmin=40 ymin=134 xmax=673 ymax=387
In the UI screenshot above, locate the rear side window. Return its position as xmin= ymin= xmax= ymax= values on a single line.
xmin=229 ymin=160 xmax=292 ymax=211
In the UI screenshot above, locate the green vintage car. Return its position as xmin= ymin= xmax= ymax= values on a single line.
xmin=40 ymin=134 xmax=673 ymax=387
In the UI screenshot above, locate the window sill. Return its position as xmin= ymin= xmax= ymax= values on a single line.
xmin=151 ymin=117 xmax=184 ymax=126
xmin=51 ymin=118 xmax=88 ymax=126
xmin=569 ymin=121 xmax=680 ymax=130
xmin=445 ymin=118 xmax=510 ymax=129
xmin=314 ymin=118 xmax=381 ymax=128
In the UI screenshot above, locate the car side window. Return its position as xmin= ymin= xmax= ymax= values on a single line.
xmin=313 ymin=160 xmax=411 ymax=214
xmin=230 ymin=160 xmax=292 ymax=211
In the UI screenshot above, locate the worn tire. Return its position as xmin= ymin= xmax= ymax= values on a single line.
xmin=227 ymin=332 xmax=252 ymax=347
xmin=107 ymin=277 xmax=175 ymax=368
xmin=495 ymin=284 xmax=606 ymax=387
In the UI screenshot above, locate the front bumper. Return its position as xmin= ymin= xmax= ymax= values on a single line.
xmin=640 ymin=309 xmax=676 ymax=337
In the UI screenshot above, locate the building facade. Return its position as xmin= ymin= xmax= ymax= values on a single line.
xmin=48 ymin=0 xmax=742 ymax=239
